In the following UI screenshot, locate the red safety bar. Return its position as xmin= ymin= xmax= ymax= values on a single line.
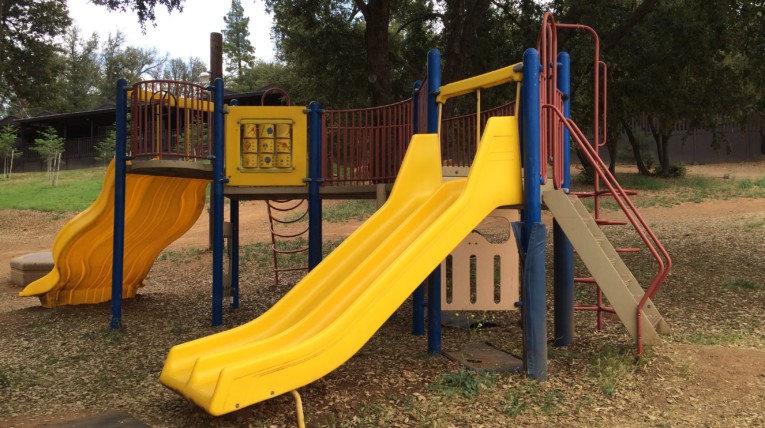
xmin=544 ymin=104 xmax=672 ymax=356
xmin=130 ymin=80 xmax=212 ymax=160
xmin=440 ymin=103 xmax=515 ymax=168
xmin=538 ymin=12 xmax=671 ymax=355
xmin=322 ymin=99 xmax=413 ymax=185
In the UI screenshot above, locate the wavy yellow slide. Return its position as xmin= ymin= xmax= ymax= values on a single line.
xmin=160 ymin=117 xmax=523 ymax=416
xmin=20 ymin=160 xmax=208 ymax=307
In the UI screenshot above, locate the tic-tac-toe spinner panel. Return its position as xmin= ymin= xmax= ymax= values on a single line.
xmin=225 ymin=106 xmax=308 ymax=186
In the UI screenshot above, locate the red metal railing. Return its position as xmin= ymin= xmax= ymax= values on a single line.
xmin=538 ymin=12 xmax=671 ymax=355
xmin=440 ymin=103 xmax=515 ymax=168
xmin=544 ymin=104 xmax=671 ymax=355
xmin=322 ymin=99 xmax=413 ymax=185
xmin=130 ymin=80 xmax=212 ymax=160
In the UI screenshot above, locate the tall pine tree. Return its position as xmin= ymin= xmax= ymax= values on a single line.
xmin=222 ymin=0 xmax=255 ymax=85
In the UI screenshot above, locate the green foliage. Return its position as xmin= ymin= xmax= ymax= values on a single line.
xmin=162 ymin=57 xmax=208 ymax=83
xmin=0 ymin=0 xmax=71 ymax=114
xmin=0 ymin=126 xmax=20 ymax=157
xmin=323 ymin=200 xmax=377 ymax=222
xmin=724 ymin=278 xmax=759 ymax=290
xmin=89 ymin=0 xmax=184 ymax=29
xmin=0 ymin=370 xmax=9 ymax=388
xmin=502 ymin=380 xmax=566 ymax=418
xmin=429 ymin=368 xmax=496 ymax=398
xmin=1 ymin=126 xmax=22 ymax=179
xmin=588 ymin=345 xmax=640 ymax=397
xmin=31 ymin=127 xmax=65 ymax=160
xmin=95 ymin=127 xmax=117 ymax=163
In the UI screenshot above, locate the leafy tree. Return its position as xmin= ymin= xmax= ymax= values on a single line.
xmin=90 ymin=0 xmax=184 ymax=29
xmin=607 ymin=0 xmax=751 ymax=176
xmin=222 ymin=0 xmax=255 ymax=83
xmin=0 ymin=0 xmax=71 ymax=115
xmin=31 ymin=126 xmax=65 ymax=186
xmin=0 ymin=125 xmax=21 ymax=179
xmin=95 ymin=127 xmax=116 ymax=165
xmin=233 ymin=60 xmax=291 ymax=93
xmin=162 ymin=57 xmax=207 ymax=83
xmin=266 ymin=0 xmax=369 ymax=107
xmin=97 ymin=31 xmax=167 ymax=94
xmin=53 ymin=27 xmax=102 ymax=112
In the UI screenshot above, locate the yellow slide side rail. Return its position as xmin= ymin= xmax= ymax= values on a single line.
xmin=436 ymin=62 xmax=523 ymax=104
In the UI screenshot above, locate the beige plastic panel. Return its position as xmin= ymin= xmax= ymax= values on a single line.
xmin=441 ymin=208 xmax=520 ymax=311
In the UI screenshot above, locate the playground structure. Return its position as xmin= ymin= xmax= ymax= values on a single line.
xmin=18 ymin=12 xmax=671 ymax=418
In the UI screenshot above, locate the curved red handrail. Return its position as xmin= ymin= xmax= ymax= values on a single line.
xmin=543 ymin=103 xmax=672 ymax=355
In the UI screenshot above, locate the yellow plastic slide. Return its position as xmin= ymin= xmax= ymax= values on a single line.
xmin=20 ymin=160 xmax=208 ymax=307
xmin=160 ymin=117 xmax=523 ymax=416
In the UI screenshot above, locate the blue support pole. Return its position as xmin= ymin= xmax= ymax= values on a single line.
xmin=553 ymin=51 xmax=574 ymax=346
xmin=521 ymin=49 xmax=542 ymax=249
xmin=307 ymin=101 xmax=323 ymax=270
xmin=211 ymin=78 xmax=226 ymax=327
xmin=110 ymin=78 xmax=128 ymax=330
xmin=230 ymin=200 xmax=240 ymax=309
xmin=410 ymin=79 xmax=425 ymax=336
xmin=426 ymin=49 xmax=442 ymax=355
xmin=521 ymin=48 xmax=547 ymax=380
xmin=229 ymin=99 xmax=240 ymax=311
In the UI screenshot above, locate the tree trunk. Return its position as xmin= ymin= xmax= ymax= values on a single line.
xmin=441 ymin=0 xmax=492 ymax=86
xmin=357 ymin=0 xmax=392 ymax=106
xmin=621 ymin=120 xmax=651 ymax=176
xmin=659 ymin=131 xmax=672 ymax=177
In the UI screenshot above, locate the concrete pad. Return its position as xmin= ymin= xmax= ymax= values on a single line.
xmin=444 ymin=342 xmax=523 ymax=373
xmin=10 ymin=251 xmax=53 ymax=287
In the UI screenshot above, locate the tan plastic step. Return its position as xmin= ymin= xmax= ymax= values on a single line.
xmin=543 ymin=189 xmax=667 ymax=343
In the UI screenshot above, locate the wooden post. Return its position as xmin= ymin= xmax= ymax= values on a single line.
xmin=209 ymin=32 xmax=223 ymax=250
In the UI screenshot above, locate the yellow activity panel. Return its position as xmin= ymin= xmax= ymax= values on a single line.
xmin=225 ymin=106 xmax=308 ymax=186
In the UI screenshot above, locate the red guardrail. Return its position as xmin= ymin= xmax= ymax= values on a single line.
xmin=130 ymin=80 xmax=212 ymax=160
xmin=322 ymin=99 xmax=413 ymax=185
xmin=440 ymin=103 xmax=515 ymax=167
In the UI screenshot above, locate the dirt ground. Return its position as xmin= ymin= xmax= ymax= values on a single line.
xmin=1 ymin=162 xmax=764 ymax=427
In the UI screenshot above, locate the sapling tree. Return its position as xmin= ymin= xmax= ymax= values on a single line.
xmin=31 ymin=126 xmax=65 ymax=186
xmin=0 ymin=126 xmax=22 ymax=180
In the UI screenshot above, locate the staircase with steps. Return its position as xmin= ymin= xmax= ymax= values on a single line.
xmin=543 ymin=189 xmax=670 ymax=345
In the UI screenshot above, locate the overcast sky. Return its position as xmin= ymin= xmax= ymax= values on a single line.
xmin=67 ymin=0 xmax=276 ymax=65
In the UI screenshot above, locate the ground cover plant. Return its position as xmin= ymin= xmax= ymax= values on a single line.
xmin=1 ymin=162 xmax=764 ymax=427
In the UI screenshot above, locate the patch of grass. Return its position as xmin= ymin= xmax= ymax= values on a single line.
xmin=724 ymin=277 xmax=759 ymax=290
xmin=502 ymin=379 xmax=565 ymax=418
xmin=323 ymin=200 xmax=377 ymax=222
xmin=428 ymin=368 xmax=496 ymax=399
xmin=588 ymin=345 xmax=639 ymax=397
xmin=0 ymin=370 xmax=10 ymax=388
xmin=0 ymin=167 xmax=105 ymax=212
xmin=686 ymin=331 xmax=749 ymax=346
xmin=84 ymin=328 xmax=128 ymax=347
xmin=743 ymin=216 xmax=765 ymax=229
xmin=158 ymin=247 xmax=207 ymax=263
xmin=574 ymin=170 xmax=765 ymax=209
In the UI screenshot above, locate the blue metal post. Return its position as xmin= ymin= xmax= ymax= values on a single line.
xmin=410 ymin=79 xmax=426 ymax=336
xmin=521 ymin=48 xmax=547 ymax=380
xmin=553 ymin=51 xmax=574 ymax=346
xmin=521 ymin=49 xmax=542 ymax=249
xmin=110 ymin=78 xmax=128 ymax=329
xmin=229 ymin=99 xmax=240 ymax=310
xmin=307 ymin=101 xmax=323 ymax=270
xmin=426 ymin=49 xmax=442 ymax=355
xmin=211 ymin=78 xmax=226 ymax=326
xmin=230 ymin=200 xmax=240 ymax=309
